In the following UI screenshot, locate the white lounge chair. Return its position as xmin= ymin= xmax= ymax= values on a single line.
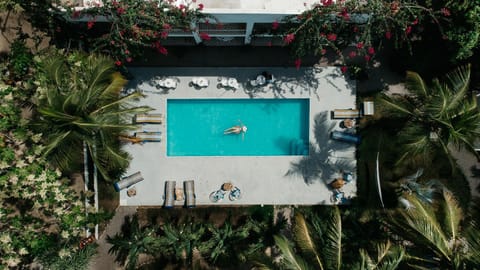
xmin=164 ymin=181 xmax=175 ymax=208
xmin=331 ymin=109 xmax=361 ymax=119
xmin=184 ymin=180 xmax=196 ymax=208
xmin=133 ymin=132 xmax=162 ymax=142
xmin=134 ymin=114 xmax=164 ymax=124
xmin=363 ymin=101 xmax=375 ymax=116
xmin=114 ymin=171 xmax=144 ymax=192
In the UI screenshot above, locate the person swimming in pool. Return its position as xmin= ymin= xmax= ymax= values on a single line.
xmin=224 ymin=121 xmax=247 ymax=135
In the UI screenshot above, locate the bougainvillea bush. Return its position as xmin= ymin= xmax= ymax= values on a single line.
xmin=67 ymin=0 xmax=211 ymax=66
xmin=278 ymin=0 xmax=452 ymax=70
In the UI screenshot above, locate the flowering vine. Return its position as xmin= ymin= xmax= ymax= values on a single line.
xmin=70 ymin=0 xmax=211 ymax=66
xmin=276 ymin=0 xmax=450 ymax=71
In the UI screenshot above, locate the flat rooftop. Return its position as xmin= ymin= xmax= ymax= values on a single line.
xmin=120 ymin=67 xmax=357 ymax=206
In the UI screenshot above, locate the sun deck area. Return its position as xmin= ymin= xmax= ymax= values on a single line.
xmin=120 ymin=67 xmax=357 ymax=206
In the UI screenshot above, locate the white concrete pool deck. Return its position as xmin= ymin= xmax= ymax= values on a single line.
xmin=119 ymin=66 xmax=357 ymax=206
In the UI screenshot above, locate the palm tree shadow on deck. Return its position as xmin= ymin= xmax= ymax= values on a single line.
xmin=286 ymin=111 xmax=356 ymax=185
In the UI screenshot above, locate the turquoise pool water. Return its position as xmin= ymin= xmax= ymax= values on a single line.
xmin=166 ymin=99 xmax=309 ymax=156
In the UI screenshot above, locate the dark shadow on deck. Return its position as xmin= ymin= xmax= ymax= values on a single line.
xmin=286 ymin=111 xmax=356 ymax=185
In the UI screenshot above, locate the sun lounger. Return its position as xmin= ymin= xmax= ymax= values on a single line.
xmin=114 ymin=171 xmax=144 ymax=192
xmin=363 ymin=101 xmax=374 ymax=116
xmin=184 ymin=180 xmax=196 ymax=208
xmin=164 ymin=181 xmax=175 ymax=208
xmin=331 ymin=109 xmax=361 ymax=119
xmin=133 ymin=132 xmax=162 ymax=142
xmin=134 ymin=114 xmax=164 ymax=124
xmin=331 ymin=131 xmax=361 ymax=144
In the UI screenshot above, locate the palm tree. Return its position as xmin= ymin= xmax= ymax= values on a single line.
xmin=35 ymin=51 xmax=151 ymax=180
xmin=385 ymin=188 xmax=480 ymax=269
xmin=107 ymin=215 xmax=162 ymax=270
xmin=256 ymin=208 xmax=405 ymax=270
xmin=377 ymin=65 xmax=480 ymax=168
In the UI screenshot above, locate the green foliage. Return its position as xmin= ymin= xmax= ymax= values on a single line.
xmin=39 ymin=244 xmax=97 ymax=270
xmin=8 ymin=34 xmax=34 ymax=79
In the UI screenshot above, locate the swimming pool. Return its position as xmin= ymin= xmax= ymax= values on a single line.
xmin=166 ymin=99 xmax=310 ymax=156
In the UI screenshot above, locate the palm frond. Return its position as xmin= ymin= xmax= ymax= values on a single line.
xmin=444 ymin=65 xmax=471 ymax=112
xmin=273 ymin=235 xmax=312 ymax=270
xmin=405 ymin=71 xmax=429 ymax=98
xmin=377 ymin=93 xmax=415 ymax=119
xmin=323 ymin=207 xmax=342 ymax=270
xmin=292 ymin=213 xmax=323 ymax=269
xmin=440 ymin=189 xmax=462 ymax=242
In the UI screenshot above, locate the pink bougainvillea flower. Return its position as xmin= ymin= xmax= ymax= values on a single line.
xmin=367 ymin=47 xmax=375 ymax=55
xmin=161 ymin=31 xmax=169 ymax=39
xmin=284 ymin=33 xmax=295 ymax=44
xmin=364 ymin=55 xmax=371 ymax=62
xmin=348 ymin=51 xmax=357 ymax=58
xmin=356 ymin=42 xmax=364 ymax=49
xmin=157 ymin=46 xmax=168 ymax=55
xmin=321 ymin=0 xmax=333 ymax=6
xmin=327 ymin=33 xmax=337 ymax=41
xmin=412 ymin=18 xmax=418 ymax=25
xmin=440 ymin=7 xmax=451 ymax=17
xmin=87 ymin=21 xmax=95 ymax=29
xmin=198 ymin=3 xmax=204 ymax=10
xmin=321 ymin=48 xmax=327 ymax=55
xmin=126 ymin=57 xmax=133 ymax=63
xmin=340 ymin=8 xmax=350 ymax=20
xmin=117 ymin=7 xmax=125 ymax=15
xmin=294 ymin=58 xmax=302 ymax=70
xmin=115 ymin=60 xmax=122 ymax=66
xmin=199 ymin=32 xmax=211 ymax=41
xmin=124 ymin=49 xmax=130 ymax=55
xmin=163 ymin=23 xmax=172 ymax=30
xmin=405 ymin=26 xmax=412 ymax=35
xmin=112 ymin=0 xmax=118 ymax=6
xmin=272 ymin=21 xmax=279 ymax=30
xmin=110 ymin=40 xmax=115 ymax=45
xmin=340 ymin=66 xmax=348 ymax=73
xmin=385 ymin=31 xmax=392 ymax=40
xmin=178 ymin=4 xmax=185 ymax=9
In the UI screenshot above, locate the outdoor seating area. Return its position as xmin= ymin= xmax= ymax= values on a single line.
xmin=217 ymin=77 xmax=239 ymax=90
xmin=155 ymin=77 xmax=178 ymax=90
xmin=133 ymin=131 xmax=162 ymax=142
xmin=209 ymin=182 xmax=242 ymax=202
xmin=163 ymin=180 xmax=196 ymax=208
xmin=249 ymin=71 xmax=274 ymax=87
xmin=329 ymin=171 xmax=355 ymax=204
xmin=190 ymin=77 xmax=210 ymax=88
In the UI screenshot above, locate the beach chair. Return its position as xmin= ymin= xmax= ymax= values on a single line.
xmin=331 ymin=109 xmax=361 ymax=119
xmin=331 ymin=131 xmax=361 ymax=144
xmin=163 ymin=181 xmax=176 ymax=208
xmin=363 ymin=101 xmax=374 ymax=116
xmin=134 ymin=114 xmax=164 ymax=124
xmin=133 ymin=132 xmax=162 ymax=143
xmin=184 ymin=180 xmax=196 ymax=208
xmin=114 ymin=171 xmax=144 ymax=192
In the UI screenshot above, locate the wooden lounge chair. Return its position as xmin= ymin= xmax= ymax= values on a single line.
xmin=331 ymin=131 xmax=361 ymax=144
xmin=331 ymin=109 xmax=361 ymax=119
xmin=134 ymin=114 xmax=164 ymax=124
xmin=114 ymin=171 xmax=144 ymax=192
xmin=184 ymin=180 xmax=196 ymax=208
xmin=134 ymin=132 xmax=162 ymax=142
xmin=164 ymin=181 xmax=176 ymax=208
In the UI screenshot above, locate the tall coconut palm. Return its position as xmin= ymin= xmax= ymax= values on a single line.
xmin=377 ymin=65 xmax=480 ymax=167
xmin=35 ymin=51 xmax=151 ymax=180
xmin=385 ymin=188 xmax=480 ymax=269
